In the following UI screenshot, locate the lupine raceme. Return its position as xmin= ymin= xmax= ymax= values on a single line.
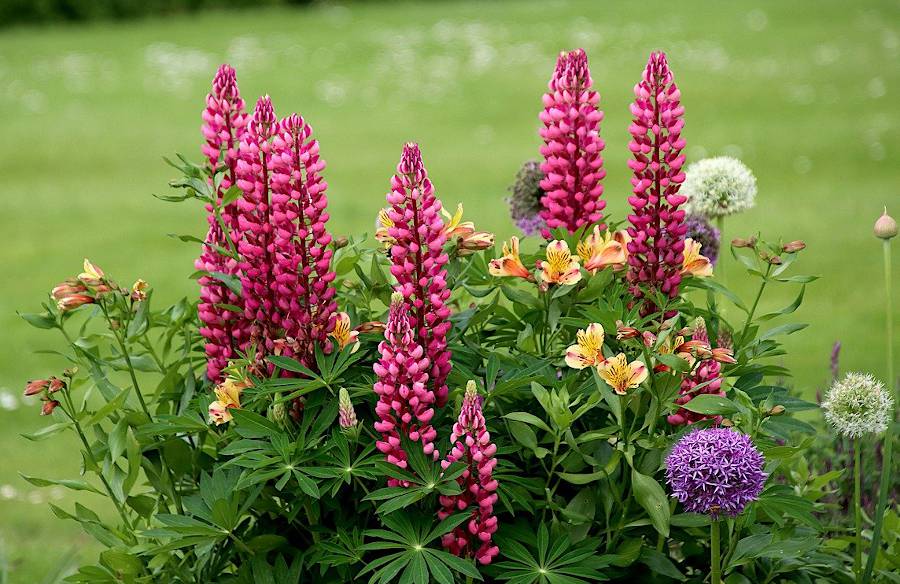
xmin=196 ymin=64 xmax=251 ymax=382
xmin=373 ymin=293 xmax=438 ymax=485
xmin=438 ymin=381 xmax=500 ymax=565
xmin=538 ymin=48 xmax=606 ymax=235
xmin=385 ymin=143 xmax=452 ymax=408
xmin=625 ymin=52 xmax=688 ymax=316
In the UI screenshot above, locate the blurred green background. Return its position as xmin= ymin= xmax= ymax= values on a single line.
xmin=0 ymin=0 xmax=897 ymax=579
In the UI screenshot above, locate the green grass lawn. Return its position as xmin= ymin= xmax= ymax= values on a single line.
xmin=0 ymin=0 xmax=897 ymax=579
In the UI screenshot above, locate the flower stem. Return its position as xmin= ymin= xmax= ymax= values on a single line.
xmin=716 ymin=216 xmax=725 ymax=285
xmin=863 ymin=239 xmax=895 ymax=582
xmin=854 ymin=437 xmax=862 ymax=583
xmin=711 ymin=519 xmax=721 ymax=584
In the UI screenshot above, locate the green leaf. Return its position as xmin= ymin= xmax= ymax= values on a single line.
xmin=83 ymin=387 xmax=132 ymax=426
xmin=593 ymin=369 xmax=622 ymax=428
xmin=757 ymin=286 xmax=805 ymax=321
xmin=21 ymin=422 xmax=72 ymax=441
xmin=680 ymin=394 xmax=739 ymax=416
xmin=503 ymin=412 xmax=551 ymax=433
xmin=640 ymin=548 xmax=685 ymax=580
xmin=631 ymin=468 xmax=670 ymax=537
xmin=19 ymin=311 xmax=57 ymax=330
xmin=229 ymin=409 xmax=281 ymax=438
xmin=19 ymin=474 xmax=103 ymax=495
xmin=726 ymin=534 xmax=771 ymax=569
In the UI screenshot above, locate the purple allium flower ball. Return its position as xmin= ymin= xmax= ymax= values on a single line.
xmin=507 ymin=160 xmax=546 ymax=236
xmin=683 ymin=214 xmax=721 ymax=266
xmin=665 ymin=428 xmax=767 ymax=518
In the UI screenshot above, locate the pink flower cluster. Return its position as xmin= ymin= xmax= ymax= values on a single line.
xmin=196 ymin=64 xmax=251 ymax=382
xmin=668 ymin=323 xmax=724 ymax=426
xmin=625 ymin=52 xmax=688 ymax=316
xmin=538 ymin=48 xmax=606 ymax=234
xmin=385 ymin=143 xmax=452 ymax=407
xmin=373 ymin=294 xmax=438 ymax=485
xmin=438 ymin=383 xmax=500 ymax=565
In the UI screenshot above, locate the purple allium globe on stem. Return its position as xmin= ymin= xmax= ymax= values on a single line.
xmin=666 ymin=427 xmax=766 ymax=584
xmin=507 ymin=160 xmax=546 ymax=236
xmin=683 ymin=214 xmax=721 ymax=266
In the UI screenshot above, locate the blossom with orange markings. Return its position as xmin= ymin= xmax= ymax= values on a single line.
xmin=331 ymin=312 xmax=360 ymax=353
xmin=489 ymin=237 xmax=532 ymax=280
xmin=539 ymin=240 xmax=582 ymax=285
xmin=681 ymin=238 xmax=713 ymax=278
xmin=564 ymin=323 xmax=606 ymax=369
xmin=598 ymin=353 xmax=648 ymax=395
xmin=577 ymin=227 xmax=629 ymax=273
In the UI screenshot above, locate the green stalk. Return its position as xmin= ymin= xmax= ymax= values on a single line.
xmin=853 ymin=438 xmax=862 ymax=583
xmin=863 ymin=239 xmax=895 ymax=581
xmin=716 ymin=216 xmax=726 ymax=286
xmin=711 ymin=519 xmax=722 ymax=584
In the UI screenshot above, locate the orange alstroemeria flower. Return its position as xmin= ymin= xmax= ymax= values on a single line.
xmin=374 ymin=208 xmax=395 ymax=248
xmin=681 ymin=238 xmax=713 ymax=278
xmin=489 ymin=237 xmax=532 ymax=280
xmin=540 ymin=240 xmax=582 ymax=285
xmin=577 ymin=227 xmax=630 ymax=273
xmin=598 ymin=353 xmax=648 ymax=395
xmin=331 ymin=312 xmax=360 ymax=353
xmin=564 ymin=323 xmax=606 ymax=369
xmin=209 ymin=377 xmax=249 ymax=426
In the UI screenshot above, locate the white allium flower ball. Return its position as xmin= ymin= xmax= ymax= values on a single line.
xmin=681 ymin=156 xmax=757 ymax=218
xmin=822 ymin=372 xmax=894 ymax=438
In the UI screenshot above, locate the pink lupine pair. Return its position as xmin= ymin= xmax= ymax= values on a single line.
xmin=438 ymin=382 xmax=500 ymax=565
xmin=373 ymin=293 xmax=438 ymax=484
xmin=385 ymin=143 xmax=452 ymax=407
xmin=625 ymin=52 xmax=688 ymax=315
xmin=538 ymin=48 xmax=606 ymax=235
xmin=196 ymin=64 xmax=251 ymax=382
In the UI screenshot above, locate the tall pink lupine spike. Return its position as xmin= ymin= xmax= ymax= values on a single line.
xmin=385 ymin=143 xmax=452 ymax=408
xmin=538 ymin=48 xmax=606 ymax=235
xmin=270 ymin=113 xmax=338 ymax=366
xmin=438 ymin=382 xmax=500 ymax=565
xmin=236 ymin=96 xmax=280 ymax=361
xmin=625 ymin=52 xmax=688 ymax=316
xmin=373 ymin=293 xmax=438 ymax=485
xmin=196 ymin=64 xmax=251 ymax=382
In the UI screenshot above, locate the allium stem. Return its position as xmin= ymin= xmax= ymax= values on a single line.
xmin=853 ymin=437 xmax=862 ymax=583
xmin=716 ymin=215 xmax=726 ymax=285
xmin=710 ymin=519 xmax=721 ymax=584
xmin=864 ymin=239 xmax=895 ymax=582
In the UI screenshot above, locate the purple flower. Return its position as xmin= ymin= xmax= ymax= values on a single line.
xmin=507 ymin=160 xmax=546 ymax=236
xmin=665 ymin=428 xmax=767 ymax=518
xmin=683 ymin=214 xmax=721 ymax=266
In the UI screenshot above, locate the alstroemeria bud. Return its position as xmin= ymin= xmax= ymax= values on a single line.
xmin=782 ymin=241 xmax=806 ymax=253
xmin=63 ymin=367 xmax=78 ymax=378
xmin=767 ymin=405 xmax=786 ymax=416
xmin=333 ymin=235 xmax=349 ymax=249
xmin=57 ymin=294 xmax=94 ymax=312
xmin=712 ymin=347 xmax=737 ymax=364
xmin=768 ymin=255 xmax=783 ymax=265
xmin=48 ymin=377 xmax=65 ymax=393
xmin=41 ymin=399 xmax=60 ymax=416
xmin=874 ymin=208 xmax=897 ymax=240
xmin=78 ymin=259 xmax=105 ymax=287
xmin=51 ymin=279 xmax=86 ymax=300
xmin=642 ymin=331 xmax=657 ymax=348
xmin=457 ymin=231 xmax=496 ymax=256
xmin=616 ymin=321 xmax=640 ymax=340
xmin=731 ymin=237 xmax=757 ymax=249
xmin=24 ymin=379 xmax=49 ymax=397
xmin=355 ymin=321 xmax=386 ymax=334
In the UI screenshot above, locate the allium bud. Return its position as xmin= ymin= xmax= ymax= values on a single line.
xmin=338 ymin=387 xmax=358 ymax=430
xmin=874 ymin=207 xmax=897 ymax=240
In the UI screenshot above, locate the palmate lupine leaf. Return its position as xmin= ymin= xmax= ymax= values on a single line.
xmin=487 ymin=525 xmax=607 ymax=584
xmin=359 ymin=511 xmax=482 ymax=584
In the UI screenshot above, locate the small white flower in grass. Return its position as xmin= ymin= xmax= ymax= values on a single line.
xmin=681 ymin=156 xmax=757 ymax=218
xmin=822 ymin=372 xmax=893 ymax=438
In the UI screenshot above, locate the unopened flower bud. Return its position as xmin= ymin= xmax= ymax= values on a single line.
xmin=338 ymin=387 xmax=358 ymax=430
xmin=24 ymin=379 xmax=49 ymax=397
xmin=616 ymin=320 xmax=640 ymax=340
xmin=457 ymin=231 xmax=495 ymax=256
xmin=874 ymin=207 xmax=897 ymax=240
xmin=78 ymin=259 xmax=105 ymax=287
xmin=269 ymin=398 xmax=289 ymax=429
xmin=768 ymin=255 xmax=783 ymax=265
xmin=711 ymin=347 xmax=737 ymax=364
xmin=720 ymin=418 xmax=734 ymax=427
xmin=333 ymin=235 xmax=349 ymax=249
xmin=355 ymin=321 xmax=386 ymax=334
xmin=51 ymin=279 xmax=86 ymax=300
xmin=57 ymin=294 xmax=94 ymax=312
xmin=731 ymin=236 xmax=757 ymax=249
xmin=782 ymin=241 xmax=806 ymax=253
xmin=48 ymin=377 xmax=65 ymax=393
xmin=642 ymin=331 xmax=657 ymax=348
xmin=63 ymin=367 xmax=78 ymax=378
xmin=131 ymin=279 xmax=148 ymax=302
xmin=767 ymin=405 xmax=785 ymax=416
xmin=41 ymin=399 xmax=60 ymax=416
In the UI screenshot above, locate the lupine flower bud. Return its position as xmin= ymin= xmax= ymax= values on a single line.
xmin=385 ymin=143 xmax=452 ymax=407
xmin=625 ymin=52 xmax=688 ymax=316
xmin=373 ymin=293 xmax=438 ymax=484
xmin=874 ymin=207 xmax=897 ymax=240
xmin=438 ymin=381 xmax=500 ymax=565
xmin=338 ymin=387 xmax=358 ymax=430
xmin=355 ymin=321 xmax=386 ymax=335
xmin=767 ymin=405 xmax=786 ymax=416
xmin=538 ymin=49 xmax=606 ymax=234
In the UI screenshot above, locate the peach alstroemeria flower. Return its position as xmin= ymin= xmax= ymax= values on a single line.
xmin=331 ymin=312 xmax=360 ymax=353
xmin=442 ymin=203 xmax=476 ymax=239
xmin=577 ymin=227 xmax=629 ymax=273
xmin=374 ymin=208 xmax=395 ymax=248
xmin=78 ymin=258 xmax=105 ymax=287
xmin=489 ymin=236 xmax=532 ymax=280
xmin=540 ymin=240 xmax=582 ymax=285
xmin=209 ymin=377 xmax=248 ymax=426
xmin=565 ymin=323 xmax=606 ymax=369
xmin=598 ymin=353 xmax=648 ymax=395
xmin=681 ymin=238 xmax=713 ymax=278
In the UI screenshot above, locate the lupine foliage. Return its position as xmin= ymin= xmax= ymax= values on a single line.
xmin=17 ymin=51 xmax=896 ymax=584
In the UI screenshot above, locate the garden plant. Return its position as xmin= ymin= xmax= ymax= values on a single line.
xmin=18 ymin=47 xmax=898 ymax=583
